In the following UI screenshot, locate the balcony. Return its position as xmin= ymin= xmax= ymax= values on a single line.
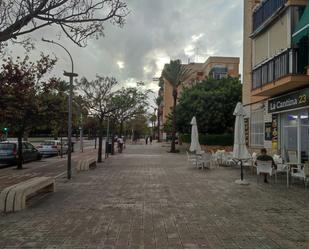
xmin=252 ymin=49 xmax=309 ymax=96
xmin=253 ymin=0 xmax=287 ymax=34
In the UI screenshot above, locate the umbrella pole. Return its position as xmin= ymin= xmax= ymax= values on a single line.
xmin=240 ymin=160 xmax=244 ymax=181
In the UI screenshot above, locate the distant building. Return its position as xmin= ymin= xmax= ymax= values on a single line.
xmin=159 ymin=56 xmax=240 ymax=140
xmin=242 ymin=0 xmax=309 ymax=163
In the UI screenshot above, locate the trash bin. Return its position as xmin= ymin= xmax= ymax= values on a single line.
xmin=108 ymin=143 xmax=112 ymax=153
xmin=105 ymin=142 xmax=112 ymax=153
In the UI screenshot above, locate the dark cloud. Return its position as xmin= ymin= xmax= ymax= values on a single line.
xmin=9 ymin=0 xmax=243 ymax=90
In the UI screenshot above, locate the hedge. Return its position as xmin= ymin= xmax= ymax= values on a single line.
xmin=180 ymin=133 xmax=233 ymax=146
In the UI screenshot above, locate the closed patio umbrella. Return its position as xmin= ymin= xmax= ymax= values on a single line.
xmin=233 ymin=102 xmax=251 ymax=185
xmin=189 ymin=116 xmax=202 ymax=153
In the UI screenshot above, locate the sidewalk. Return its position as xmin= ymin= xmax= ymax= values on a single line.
xmin=0 ymin=143 xmax=309 ymax=249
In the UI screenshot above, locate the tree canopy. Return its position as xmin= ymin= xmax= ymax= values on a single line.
xmin=175 ymin=77 xmax=242 ymax=134
xmin=162 ymin=60 xmax=192 ymax=89
xmin=0 ymin=0 xmax=129 ymax=49
xmin=109 ymin=84 xmax=150 ymax=135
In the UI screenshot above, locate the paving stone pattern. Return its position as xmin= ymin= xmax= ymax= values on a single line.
xmin=0 ymin=143 xmax=309 ymax=249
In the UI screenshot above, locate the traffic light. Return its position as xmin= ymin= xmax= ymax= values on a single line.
xmin=3 ymin=128 xmax=8 ymax=132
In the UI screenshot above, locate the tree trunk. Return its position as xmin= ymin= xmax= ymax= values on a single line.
xmin=171 ymin=88 xmax=177 ymax=153
xmin=97 ymin=119 xmax=103 ymax=162
xmin=111 ymin=131 xmax=115 ymax=155
xmin=23 ymin=129 xmax=30 ymax=141
xmin=119 ymin=121 xmax=124 ymax=137
xmin=17 ymin=133 xmax=23 ymax=170
xmin=157 ymin=108 xmax=161 ymax=142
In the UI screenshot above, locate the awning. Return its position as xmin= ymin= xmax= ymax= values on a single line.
xmin=292 ymin=2 xmax=309 ymax=44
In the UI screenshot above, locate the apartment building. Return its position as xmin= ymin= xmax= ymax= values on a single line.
xmin=243 ymin=0 xmax=309 ymax=164
xmin=160 ymin=56 xmax=240 ymax=140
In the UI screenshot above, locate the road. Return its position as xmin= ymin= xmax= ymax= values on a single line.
xmin=0 ymin=140 xmax=105 ymax=192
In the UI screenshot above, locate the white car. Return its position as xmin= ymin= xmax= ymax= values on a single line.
xmin=37 ymin=140 xmax=68 ymax=156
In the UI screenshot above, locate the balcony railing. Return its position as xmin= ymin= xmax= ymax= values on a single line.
xmin=252 ymin=49 xmax=300 ymax=90
xmin=253 ymin=0 xmax=287 ymax=33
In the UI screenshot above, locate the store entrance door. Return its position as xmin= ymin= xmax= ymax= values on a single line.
xmin=281 ymin=110 xmax=309 ymax=163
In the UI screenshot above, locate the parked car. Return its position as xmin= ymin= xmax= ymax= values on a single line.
xmin=37 ymin=140 xmax=68 ymax=156
xmin=0 ymin=141 xmax=42 ymax=165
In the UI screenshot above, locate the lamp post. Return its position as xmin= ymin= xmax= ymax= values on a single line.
xmin=42 ymin=38 xmax=78 ymax=180
xmin=79 ymin=113 xmax=83 ymax=152
xmin=157 ymin=107 xmax=161 ymax=142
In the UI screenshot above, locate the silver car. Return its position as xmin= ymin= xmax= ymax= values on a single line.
xmin=37 ymin=140 xmax=68 ymax=156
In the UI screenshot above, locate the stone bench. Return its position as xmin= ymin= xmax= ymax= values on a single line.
xmin=76 ymin=158 xmax=97 ymax=172
xmin=0 ymin=177 xmax=55 ymax=213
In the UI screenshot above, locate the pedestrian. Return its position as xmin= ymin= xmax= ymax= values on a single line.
xmin=117 ymin=136 xmax=124 ymax=153
xmin=255 ymin=148 xmax=277 ymax=183
xmin=145 ymin=136 xmax=148 ymax=145
xmin=150 ymin=135 xmax=153 ymax=144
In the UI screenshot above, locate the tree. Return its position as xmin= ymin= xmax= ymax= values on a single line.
xmin=149 ymin=113 xmax=157 ymax=137
xmin=0 ymin=55 xmax=57 ymax=169
xmin=77 ymin=75 xmax=118 ymax=162
xmin=111 ymin=85 xmax=150 ymax=135
xmin=0 ymin=0 xmax=128 ymax=49
xmin=162 ymin=60 xmax=191 ymax=153
xmin=175 ymin=77 xmax=242 ymax=134
xmin=128 ymin=113 xmax=149 ymax=142
xmin=108 ymin=84 xmax=150 ymax=154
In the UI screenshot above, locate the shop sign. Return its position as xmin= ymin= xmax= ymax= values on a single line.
xmin=268 ymin=88 xmax=309 ymax=113
xmin=244 ymin=118 xmax=249 ymax=146
xmin=265 ymin=122 xmax=272 ymax=141
xmin=272 ymin=114 xmax=278 ymax=150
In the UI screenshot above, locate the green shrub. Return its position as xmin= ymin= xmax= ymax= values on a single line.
xmin=180 ymin=133 xmax=233 ymax=146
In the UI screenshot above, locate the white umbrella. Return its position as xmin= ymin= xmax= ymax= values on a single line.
xmin=189 ymin=116 xmax=202 ymax=153
xmin=233 ymin=102 xmax=251 ymax=185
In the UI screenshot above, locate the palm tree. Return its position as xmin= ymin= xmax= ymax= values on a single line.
xmin=162 ymin=60 xmax=191 ymax=153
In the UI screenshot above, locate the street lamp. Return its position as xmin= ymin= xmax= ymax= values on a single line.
xmin=79 ymin=113 xmax=83 ymax=153
xmin=42 ymin=38 xmax=78 ymax=180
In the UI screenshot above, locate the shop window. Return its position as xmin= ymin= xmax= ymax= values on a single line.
xmin=281 ymin=110 xmax=309 ymax=163
xmin=251 ymin=109 xmax=264 ymax=147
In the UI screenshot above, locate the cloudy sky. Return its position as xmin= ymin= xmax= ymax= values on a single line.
xmin=8 ymin=0 xmax=243 ymax=92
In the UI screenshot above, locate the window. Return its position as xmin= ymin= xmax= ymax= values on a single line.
xmin=251 ymin=109 xmax=264 ymax=147
xmin=281 ymin=109 xmax=309 ymax=163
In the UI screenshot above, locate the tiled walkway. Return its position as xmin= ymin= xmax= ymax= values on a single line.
xmin=0 ymin=143 xmax=308 ymax=249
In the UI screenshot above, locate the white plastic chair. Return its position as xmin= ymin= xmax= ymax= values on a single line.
xmin=186 ymin=151 xmax=197 ymax=168
xmin=197 ymin=153 xmax=212 ymax=170
xmin=256 ymin=160 xmax=276 ymax=183
xmin=291 ymin=163 xmax=309 ymax=188
xmin=210 ymin=150 xmax=219 ymax=168
xmin=287 ymin=150 xmax=298 ymax=163
xmin=215 ymin=150 xmax=225 ymax=165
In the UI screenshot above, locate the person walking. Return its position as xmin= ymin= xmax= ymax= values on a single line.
xmin=117 ymin=137 xmax=124 ymax=153
xmin=145 ymin=136 xmax=148 ymax=145
xmin=150 ymin=135 xmax=153 ymax=145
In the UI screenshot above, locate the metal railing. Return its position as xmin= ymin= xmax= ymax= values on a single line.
xmin=252 ymin=49 xmax=300 ymax=90
xmin=253 ymin=0 xmax=287 ymax=32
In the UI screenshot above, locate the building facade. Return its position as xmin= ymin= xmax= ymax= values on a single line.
xmin=243 ymin=0 xmax=309 ymax=164
xmin=160 ymin=56 xmax=240 ymax=140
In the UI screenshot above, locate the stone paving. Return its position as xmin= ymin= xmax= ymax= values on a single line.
xmin=0 ymin=143 xmax=309 ymax=249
